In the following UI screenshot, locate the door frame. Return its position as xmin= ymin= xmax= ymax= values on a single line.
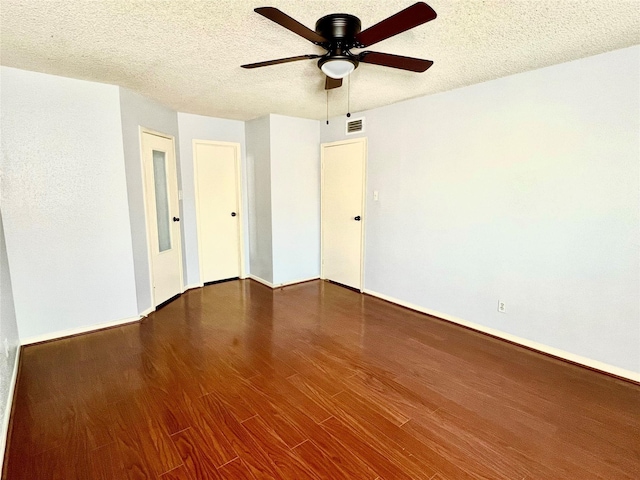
xmin=320 ymin=136 xmax=367 ymax=292
xmin=192 ymin=139 xmax=246 ymax=285
xmin=139 ymin=127 xmax=185 ymax=309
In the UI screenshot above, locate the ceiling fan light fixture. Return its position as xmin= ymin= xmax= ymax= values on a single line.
xmin=320 ymin=58 xmax=356 ymax=79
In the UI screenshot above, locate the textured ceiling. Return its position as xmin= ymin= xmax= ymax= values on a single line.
xmin=1 ymin=1 xmax=638 ymax=121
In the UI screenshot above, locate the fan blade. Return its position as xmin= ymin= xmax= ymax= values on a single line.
xmin=355 ymin=2 xmax=437 ymax=48
xmin=359 ymin=51 xmax=433 ymax=72
xmin=241 ymin=54 xmax=321 ymax=69
xmin=325 ymin=76 xmax=343 ymax=90
xmin=255 ymin=7 xmax=326 ymax=44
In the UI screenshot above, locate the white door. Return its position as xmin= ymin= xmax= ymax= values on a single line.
xmin=194 ymin=141 xmax=243 ymax=283
xmin=321 ymin=138 xmax=366 ymax=290
xmin=141 ymin=131 xmax=183 ymax=306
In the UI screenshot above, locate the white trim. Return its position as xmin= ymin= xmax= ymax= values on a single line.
xmin=138 ymin=127 xmax=155 ymax=313
xmin=248 ymin=275 xmax=274 ymax=288
xmin=20 ymin=315 xmax=142 ymax=346
xmin=277 ymin=276 xmax=319 ymax=288
xmin=363 ymin=288 xmax=640 ymax=383
xmin=360 ymin=139 xmax=368 ymax=293
xmin=0 ymin=345 xmax=21 ymax=475
xmin=248 ymin=275 xmax=319 ymax=289
xmin=140 ymin=306 xmax=155 ymax=318
xmin=320 ymin=137 xmax=367 ymax=292
xmin=193 ymin=140 xmax=246 ymax=285
xmin=183 ymin=283 xmax=204 ymax=292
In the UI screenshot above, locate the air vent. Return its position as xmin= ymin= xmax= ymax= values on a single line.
xmin=346 ymin=117 xmax=365 ymax=135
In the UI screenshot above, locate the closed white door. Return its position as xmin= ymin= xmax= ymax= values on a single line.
xmin=194 ymin=141 xmax=242 ymax=283
xmin=141 ymin=131 xmax=183 ymax=306
xmin=321 ymin=138 xmax=366 ymax=290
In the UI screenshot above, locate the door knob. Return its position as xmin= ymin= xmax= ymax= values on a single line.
xmin=231 ymin=212 xmax=237 ymax=217
xmin=354 ymin=216 xmax=361 ymax=221
xmin=173 ymin=217 xmax=180 ymax=222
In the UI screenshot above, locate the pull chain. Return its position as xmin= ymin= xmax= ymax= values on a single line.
xmin=347 ymin=75 xmax=351 ymax=118
xmin=326 ymin=90 xmax=329 ymax=125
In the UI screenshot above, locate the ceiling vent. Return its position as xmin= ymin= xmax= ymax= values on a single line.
xmin=346 ymin=117 xmax=365 ymax=135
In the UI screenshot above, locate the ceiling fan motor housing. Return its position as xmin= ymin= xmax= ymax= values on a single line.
xmin=315 ymin=14 xmax=362 ymax=70
xmin=315 ymin=14 xmax=361 ymax=45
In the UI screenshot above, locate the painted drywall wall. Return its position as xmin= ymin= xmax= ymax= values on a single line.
xmin=245 ymin=116 xmax=273 ymax=283
xmin=270 ymin=114 xmax=321 ymax=285
xmin=176 ymin=113 xmax=248 ymax=286
xmin=320 ymin=46 xmax=640 ymax=373
xmin=119 ymin=88 xmax=180 ymax=313
xmin=0 ymin=212 xmax=20 ymax=468
xmin=0 ymin=67 xmax=138 ymax=340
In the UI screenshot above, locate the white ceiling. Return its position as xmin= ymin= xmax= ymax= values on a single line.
xmin=1 ymin=1 xmax=638 ymax=121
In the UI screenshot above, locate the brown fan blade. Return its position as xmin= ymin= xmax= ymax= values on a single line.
xmin=355 ymin=2 xmax=437 ymax=48
xmin=255 ymin=7 xmax=326 ymax=44
xmin=358 ymin=51 xmax=433 ymax=72
xmin=325 ymin=76 xmax=343 ymax=90
xmin=241 ymin=54 xmax=321 ymax=69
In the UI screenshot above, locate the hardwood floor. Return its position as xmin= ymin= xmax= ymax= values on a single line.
xmin=3 ymin=279 xmax=639 ymax=479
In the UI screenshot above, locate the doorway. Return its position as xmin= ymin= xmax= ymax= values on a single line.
xmin=321 ymin=137 xmax=366 ymax=291
xmin=193 ymin=140 xmax=244 ymax=284
xmin=141 ymin=130 xmax=183 ymax=307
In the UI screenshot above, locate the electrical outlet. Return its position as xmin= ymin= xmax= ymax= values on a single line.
xmin=373 ymin=190 xmax=379 ymax=201
xmin=498 ymin=301 xmax=506 ymax=313
xmin=3 ymin=338 xmax=9 ymax=358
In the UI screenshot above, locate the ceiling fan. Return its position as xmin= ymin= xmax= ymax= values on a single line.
xmin=241 ymin=2 xmax=437 ymax=90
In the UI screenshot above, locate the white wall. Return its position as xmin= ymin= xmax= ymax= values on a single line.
xmin=245 ymin=116 xmax=274 ymax=283
xmin=270 ymin=115 xmax=321 ymax=285
xmin=120 ymin=88 xmax=180 ymax=313
xmin=0 ymin=212 xmax=20 ymax=469
xmin=0 ymin=67 xmax=138 ymax=340
xmin=245 ymin=114 xmax=321 ymax=286
xmin=320 ymin=46 xmax=640 ymax=374
xmin=177 ymin=113 xmax=248 ymax=286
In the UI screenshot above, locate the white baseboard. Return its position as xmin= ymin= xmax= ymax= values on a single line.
xmin=1 ymin=345 xmax=21 ymax=474
xmin=278 ymin=276 xmax=320 ymax=288
xmin=248 ymin=275 xmax=274 ymax=288
xmin=183 ymin=283 xmax=203 ymax=292
xmin=142 ymin=284 xmax=202 ymax=317
xmin=20 ymin=315 xmax=142 ymax=346
xmin=248 ymin=275 xmax=319 ymax=289
xmin=363 ymin=288 xmax=640 ymax=383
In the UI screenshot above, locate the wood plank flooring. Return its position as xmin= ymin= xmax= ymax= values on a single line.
xmin=3 ymin=279 xmax=639 ymax=479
